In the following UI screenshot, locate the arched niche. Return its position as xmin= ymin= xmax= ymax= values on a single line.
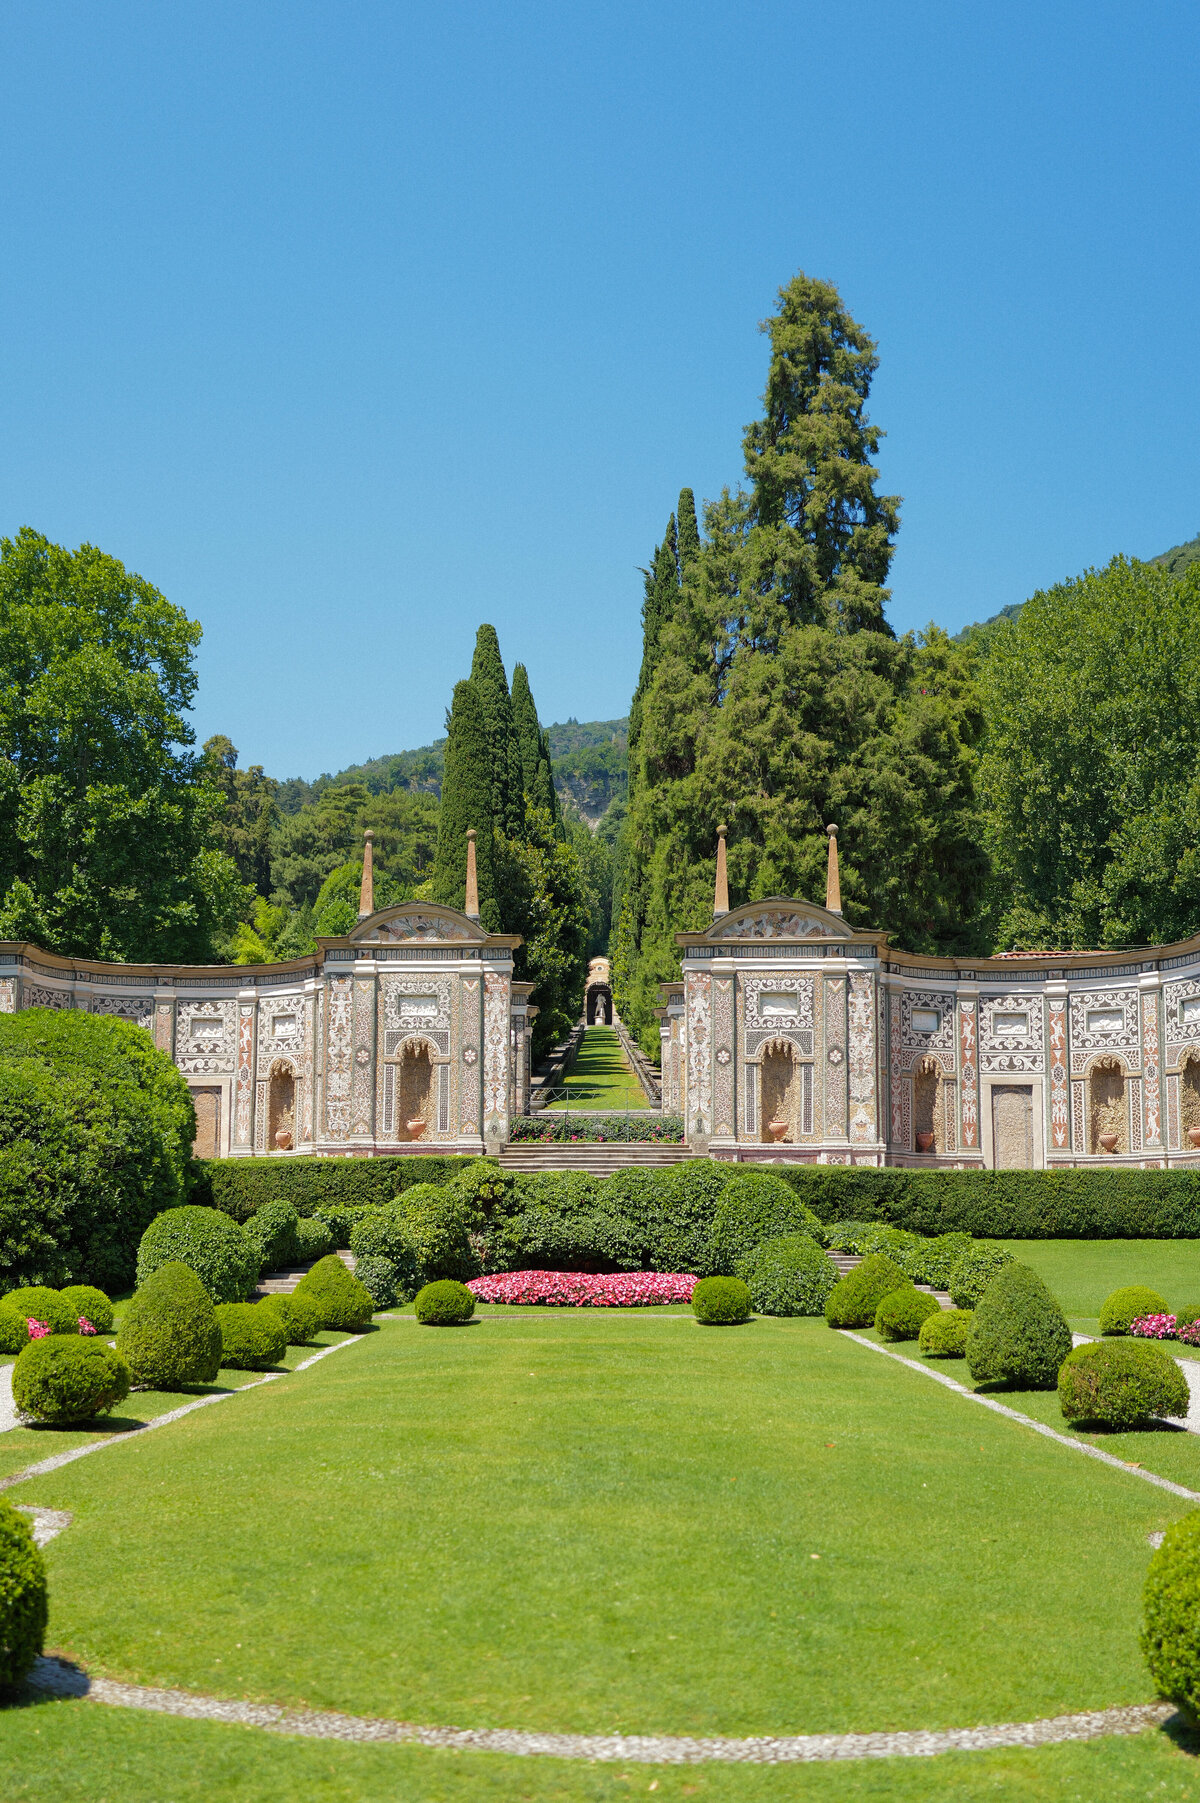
xmin=1182 ymin=1052 xmax=1200 ymax=1146
xmin=913 ymin=1056 xmax=942 ymax=1153
xmin=268 ymin=1059 xmax=297 ymax=1150
xmin=1089 ymin=1056 xmax=1128 ymax=1154
xmin=760 ymin=1037 xmax=800 ymax=1143
xmin=397 ymin=1038 xmax=435 ymax=1140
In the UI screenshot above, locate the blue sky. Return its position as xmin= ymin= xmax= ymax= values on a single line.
xmin=1 ymin=2 xmax=1197 ymax=779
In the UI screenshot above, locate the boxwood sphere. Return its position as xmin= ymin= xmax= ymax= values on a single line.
xmin=214 ymin=1302 xmax=288 ymax=1371
xmin=0 ymin=1304 xmax=30 ymax=1355
xmin=736 ymin=1234 xmax=838 ymax=1317
xmin=414 ymin=1280 xmax=477 ymax=1325
xmin=12 ymin=1335 xmax=131 ymax=1424
xmin=0 ymin=1497 xmax=48 ymax=1687
xmin=824 ymin=1254 xmax=907 ymax=1329
xmin=260 ymin=1291 xmax=324 ymax=1347
xmin=3 ymin=1287 xmax=78 ymax=1335
xmin=874 ymin=1285 xmax=941 ymax=1342
xmin=1059 ymin=1339 xmax=1189 ymax=1427
xmin=136 ymin=1206 xmax=259 ymax=1304
xmin=1099 ymin=1285 xmax=1170 ymax=1336
xmin=117 ymin=1261 xmax=223 ymax=1390
xmin=918 ymin=1307 xmax=973 ymax=1358
xmin=691 ymin=1276 xmax=752 ymax=1325
xmin=293 ymin=1255 xmax=375 ymax=1331
xmin=59 ymin=1284 xmax=114 ymax=1333
xmin=1142 ymin=1510 xmax=1200 ymax=1724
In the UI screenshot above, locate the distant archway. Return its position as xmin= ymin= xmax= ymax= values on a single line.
xmin=397 ymin=1040 xmax=434 ymax=1140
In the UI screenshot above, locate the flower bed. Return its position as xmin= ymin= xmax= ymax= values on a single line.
xmin=467 ymin=1270 xmax=697 ymax=1307
xmin=1131 ymin=1313 xmax=1178 ymax=1340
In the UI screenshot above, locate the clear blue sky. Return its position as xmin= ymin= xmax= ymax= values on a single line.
xmin=2 ymin=2 xmax=1197 ymax=780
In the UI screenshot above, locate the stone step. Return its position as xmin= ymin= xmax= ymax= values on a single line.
xmin=498 ymin=1143 xmax=694 ymax=1173
xmin=255 ymin=1247 xmax=355 ymax=1296
xmin=828 ymin=1250 xmax=951 ymax=1308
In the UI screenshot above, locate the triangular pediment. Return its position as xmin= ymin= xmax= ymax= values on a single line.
xmin=704 ymin=897 xmax=853 ymax=942
xmin=350 ymin=903 xmax=480 ymax=945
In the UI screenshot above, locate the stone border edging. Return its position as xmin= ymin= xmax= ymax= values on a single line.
xmin=840 ymin=1331 xmax=1200 ymax=1501
xmin=23 ymin=1658 xmax=1174 ymax=1764
xmin=0 ymin=1334 xmax=360 ymax=1494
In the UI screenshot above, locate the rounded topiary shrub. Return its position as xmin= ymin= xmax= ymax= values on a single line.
xmin=875 ymin=1286 xmax=941 ymax=1342
xmin=1142 ymin=1510 xmax=1200 ymax=1725
xmin=59 ymin=1285 xmax=114 ymax=1333
xmin=708 ymin=1173 xmax=823 ymax=1276
xmin=259 ymin=1291 xmax=324 ymax=1347
xmin=117 ymin=1261 xmax=223 ymax=1390
xmin=3 ymin=1287 xmax=78 ymax=1335
xmin=414 ymin=1279 xmax=477 ymax=1325
xmin=295 ymin=1217 xmax=335 ymax=1262
xmin=353 ymin=1256 xmax=398 ymax=1309
xmin=918 ymin=1307 xmax=973 ymax=1358
xmin=965 ymin=1263 xmax=1072 ymax=1390
xmin=948 ymin=1245 xmax=1016 ymax=1310
xmin=349 ymin=1210 xmax=423 ymax=1298
xmin=824 ymin=1254 xmax=907 ymax=1329
xmin=691 ymin=1276 xmax=752 ymax=1325
xmin=13 ymin=1335 xmax=130 ymax=1424
xmin=1099 ymin=1285 xmax=1170 ymax=1336
xmin=736 ymin=1234 xmax=838 ymax=1317
xmin=1059 ymin=1339 xmax=1189 ymax=1427
xmin=136 ymin=1206 xmax=258 ymax=1304
xmin=0 ymin=1496 xmax=48 ymax=1687
xmin=1177 ymin=1305 xmax=1200 ymax=1332
xmin=0 ymin=1304 xmax=29 ymax=1355
xmin=293 ymin=1255 xmax=375 ymax=1331
xmin=214 ymin=1302 xmax=288 ymax=1372
xmin=244 ymin=1200 xmax=301 ymax=1275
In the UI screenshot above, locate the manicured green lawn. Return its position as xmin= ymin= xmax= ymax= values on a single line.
xmin=6 ymin=1311 xmax=1188 ymax=1741
xmin=550 ymin=1026 xmax=646 ymax=1110
xmin=999 ymin=1239 xmax=1200 ymax=1324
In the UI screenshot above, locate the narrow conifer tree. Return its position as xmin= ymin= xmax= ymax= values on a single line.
xmin=511 ymin=663 xmax=562 ymax=832
xmin=628 ymin=512 xmax=680 ymax=771
xmin=470 ymin=625 xmax=524 ymax=838
xmin=432 ymin=680 xmax=499 ymax=930
xmin=676 ymin=487 xmax=701 ymax=572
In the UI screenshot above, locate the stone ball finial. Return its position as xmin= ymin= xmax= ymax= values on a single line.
xmin=467 ymin=827 xmax=476 ymax=841
xmin=363 ymin=828 xmax=374 ymax=843
xmin=826 ymin=823 xmax=838 ymax=837
xmin=718 ymin=822 xmax=727 ymax=838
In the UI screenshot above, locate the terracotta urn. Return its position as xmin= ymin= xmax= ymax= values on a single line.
xmin=274 ymin=1128 xmax=292 ymax=1151
xmin=1097 ymin=1131 xmax=1119 ymax=1153
xmin=1188 ymin=1128 xmax=1200 ymax=1149
xmin=406 ymin=1117 xmax=428 ymax=1139
xmin=915 ymin=1131 xmax=935 ymax=1153
xmin=766 ymin=1118 xmax=789 ymax=1143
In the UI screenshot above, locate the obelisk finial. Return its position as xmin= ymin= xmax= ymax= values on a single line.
xmin=825 ymin=824 xmax=842 ymax=916
xmin=464 ymin=828 xmax=480 ymax=921
xmin=713 ymin=823 xmax=729 ymax=919
xmin=357 ymin=829 xmax=375 ymax=919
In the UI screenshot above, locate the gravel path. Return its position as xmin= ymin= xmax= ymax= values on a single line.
xmin=0 ymin=1362 xmax=17 ymax=1434
xmin=23 ymin=1658 xmax=1173 ymax=1764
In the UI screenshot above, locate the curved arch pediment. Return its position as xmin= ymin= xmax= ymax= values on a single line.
xmin=705 ymin=898 xmax=852 ymax=942
xmin=350 ymin=903 xmax=481 ymax=945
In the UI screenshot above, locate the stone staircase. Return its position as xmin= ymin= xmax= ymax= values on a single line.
xmin=255 ymin=1247 xmax=355 ymax=1297
xmin=498 ymin=1142 xmax=695 ymax=1175
xmin=829 ymin=1250 xmax=951 ymax=1309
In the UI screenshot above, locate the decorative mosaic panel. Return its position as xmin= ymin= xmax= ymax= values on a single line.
xmin=437 ymin=1063 xmax=450 ymax=1133
xmin=257 ymin=996 xmax=308 ymax=1060
xmin=895 ymin=989 xmax=956 ymax=1073
xmin=459 ymin=977 xmax=481 ymax=1135
xmin=1130 ymin=1078 xmax=1143 ymax=1153
xmin=744 ymin=1060 xmax=758 ymax=1137
xmin=823 ymin=976 xmax=847 ymax=1140
xmin=351 ymin=980 xmax=375 ymax=1136
xmin=1142 ymin=990 xmax=1162 ymax=1147
xmin=235 ymin=1005 xmax=255 ymax=1146
xmin=800 ymin=1062 xmax=814 ymax=1137
xmin=942 ymin=1077 xmax=958 ymax=1152
xmin=979 ymin=994 xmax=1044 ymax=1074
xmin=742 ymin=975 xmax=814 ymax=1060
xmin=1163 ymin=975 xmax=1200 ymax=1065
xmin=712 ymin=978 xmax=734 ymax=1138
xmin=0 ymin=977 xmax=13 ymax=1013
xmin=90 ymin=994 xmax=154 ymax=1029
xmin=710 ymin=909 xmax=844 ymax=940
xmin=175 ymin=999 xmax=237 ymax=1075
xmin=1167 ymin=1072 xmax=1181 ymax=1151
xmin=847 ymin=973 xmax=876 ymax=1144
xmin=1068 ymin=988 xmax=1139 ymax=1069
xmin=483 ymin=970 xmax=510 ymax=1141
xmin=25 ymin=985 xmax=70 ymax=1009
xmin=1047 ymin=1000 xmax=1069 ymax=1152
xmin=1072 ymin=1080 xmax=1085 ymax=1152
xmin=889 ymin=993 xmax=906 ymax=1147
xmin=254 ymin=1081 xmax=267 ymax=1152
xmin=685 ymin=970 xmax=712 ymax=1139
xmin=959 ymin=1003 xmax=979 ymax=1150
xmin=324 ymin=976 xmax=353 ymax=1138
xmin=154 ymin=1002 xmax=174 ymax=1056
xmin=366 ymin=913 xmax=474 ymax=942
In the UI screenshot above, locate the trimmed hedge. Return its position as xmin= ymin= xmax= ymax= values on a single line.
xmin=136 ymin=1207 xmax=259 ymax=1304
xmin=1060 ymin=1339 xmax=1190 ymax=1427
xmin=1099 ymin=1286 xmax=1170 ymax=1336
xmin=414 ymin=1279 xmax=476 ymax=1325
xmin=875 ymin=1286 xmax=941 ymax=1342
xmin=60 ymin=1285 xmax=114 ymax=1333
xmin=692 ymin=1276 xmax=752 ymax=1325
xmin=244 ymin=1201 xmax=301 ymax=1274
xmin=919 ymin=1307 xmax=972 ymax=1357
xmin=295 ymin=1217 xmax=335 ymax=1261
xmin=0 ymin=1497 xmax=47 ymax=1687
xmin=260 ymin=1291 xmax=324 ymax=1347
xmin=215 ymin=1302 xmax=288 ymax=1371
xmin=949 ymin=1246 xmax=1016 ymax=1310
xmin=293 ymin=1255 xmax=375 ymax=1331
xmin=348 ymin=1211 xmax=423 ymax=1299
xmin=966 ymin=1263 xmax=1072 ymax=1389
xmin=2 ymin=1286 xmax=79 ymax=1334
xmin=1142 ymin=1511 xmax=1200 ymax=1724
xmin=398 ymin=1183 xmax=478 ymax=1280
xmin=12 ymin=1335 xmax=130 ymax=1423
xmin=194 ymin=1156 xmax=482 ymax=1223
xmin=736 ymin=1234 xmax=838 ymax=1317
xmin=825 ymin=1254 xmax=907 ymax=1329
xmin=353 ymin=1255 xmax=398 ymax=1308
xmin=709 ymin=1172 xmax=823 ymax=1275
xmin=117 ymin=1262 xmax=223 ymax=1389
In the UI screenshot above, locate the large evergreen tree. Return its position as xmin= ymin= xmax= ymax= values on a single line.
xmin=432 ymin=679 xmax=499 ymax=930
xmin=470 ymin=625 xmax=525 ymax=839
xmin=511 ymin=662 xmax=561 ymax=829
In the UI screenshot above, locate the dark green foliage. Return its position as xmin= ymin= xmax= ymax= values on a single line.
xmin=919 ymin=1307 xmax=972 ymax=1358
xmin=854 ymin=1226 xmax=924 ymax=1261
xmin=901 ymin=1233 xmax=973 ymax=1290
xmin=949 ymin=1245 xmax=1016 ymax=1309
xmin=511 ymin=665 xmax=561 ymax=825
xmin=432 ymin=679 xmax=499 ymax=930
xmin=691 ymin=1276 xmax=752 ymax=1325
xmin=1099 ymin=1286 xmax=1170 ymax=1336
xmin=471 ymin=625 xmax=524 ymax=840
xmin=59 ymin=1284 xmax=113 ymax=1332
xmin=1059 ymin=1340 xmax=1189 ymax=1427
xmin=735 ymin=1234 xmax=837 ymax=1316
xmin=1142 ymin=1510 xmax=1200 ymax=1724
xmin=293 ymin=1255 xmax=374 ymax=1331
xmin=496 ymin=801 xmax=592 ymax=1055
xmin=824 ymin=1254 xmax=907 ymax=1329
xmin=875 ymin=1286 xmax=941 ymax=1342
xmin=260 ymin=1291 xmax=323 ymax=1347
xmin=709 ymin=1172 xmax=823 ymax=1275
xmin=0 ymin=1008 xmax=195 ymax=1291
xmin=2 ymin=1287 xmax=78 ymax=1334
xmin=965 ymin=1263 xmax=1072 ymax=1390
xmin=193 ymin=1154 xmax=480 ymax=1224
xmin=0 ymin=1497 xmax=47 ymax=1687
xmin=295 ymin=1217 xmax=335 ymax=1262
xmin=634 ymin=1160 xmax=730 ymax=1276
xmin=136 ymin=1206 xmax=258 ymax=1304
xmin=244 ymin=1200 xmax=301 ymax=1274
xmin=352 ymin=1256 xmax=398 ymax=1309
xmin=116 ymin=1262 xmax=223 ymax=1390
xmin=414 ymin=1279 xmax=476 ymax=1325
xmin=214 ymin=1302 xmax=288 ymax=1371
xmin=12 ymin=1335 xmax=130 ymax=1423
xmin=348 ymin=1210 xmax=423 ymax=1299
xmin=201 ymin=734 xmax=277 ymax=894
xmin=498 ymin=1171 xmax=642 ymax=1274
xmin=0 ymin=1305 xmax=28 ymax=1353
xmin=448 ymin=1158 xmax=513 ymax=1216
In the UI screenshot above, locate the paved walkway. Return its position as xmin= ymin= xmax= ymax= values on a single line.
xmin=0 ymin=1362 xmax=16 ymax=1434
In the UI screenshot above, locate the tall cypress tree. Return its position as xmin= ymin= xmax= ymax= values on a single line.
xmin=470 ymin=625 xmax=524 ymax=839
xmin=432 ymin=679 xmax=499 ymax=931
xmin=676 ymin=487 xmax=701 ymax=573
xmin=511 ymin=663 xmax=562 ymax=832
xmin=627 ymin=513 xmax=680 ymax=772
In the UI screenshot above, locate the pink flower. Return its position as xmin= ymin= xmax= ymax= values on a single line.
xmin=1130 ymin=1313 xmax=1177 ymax=1340
xmin=467 ymin=1270 xmax=698 ymax=1308
xmin=26 ymin=1318 xmax=51 ymax=1339
xmin=78 ymin=1317 xmax=96 ymax=1335
xmin=1180 ymin=1319 xmax=1200 ymax=1347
